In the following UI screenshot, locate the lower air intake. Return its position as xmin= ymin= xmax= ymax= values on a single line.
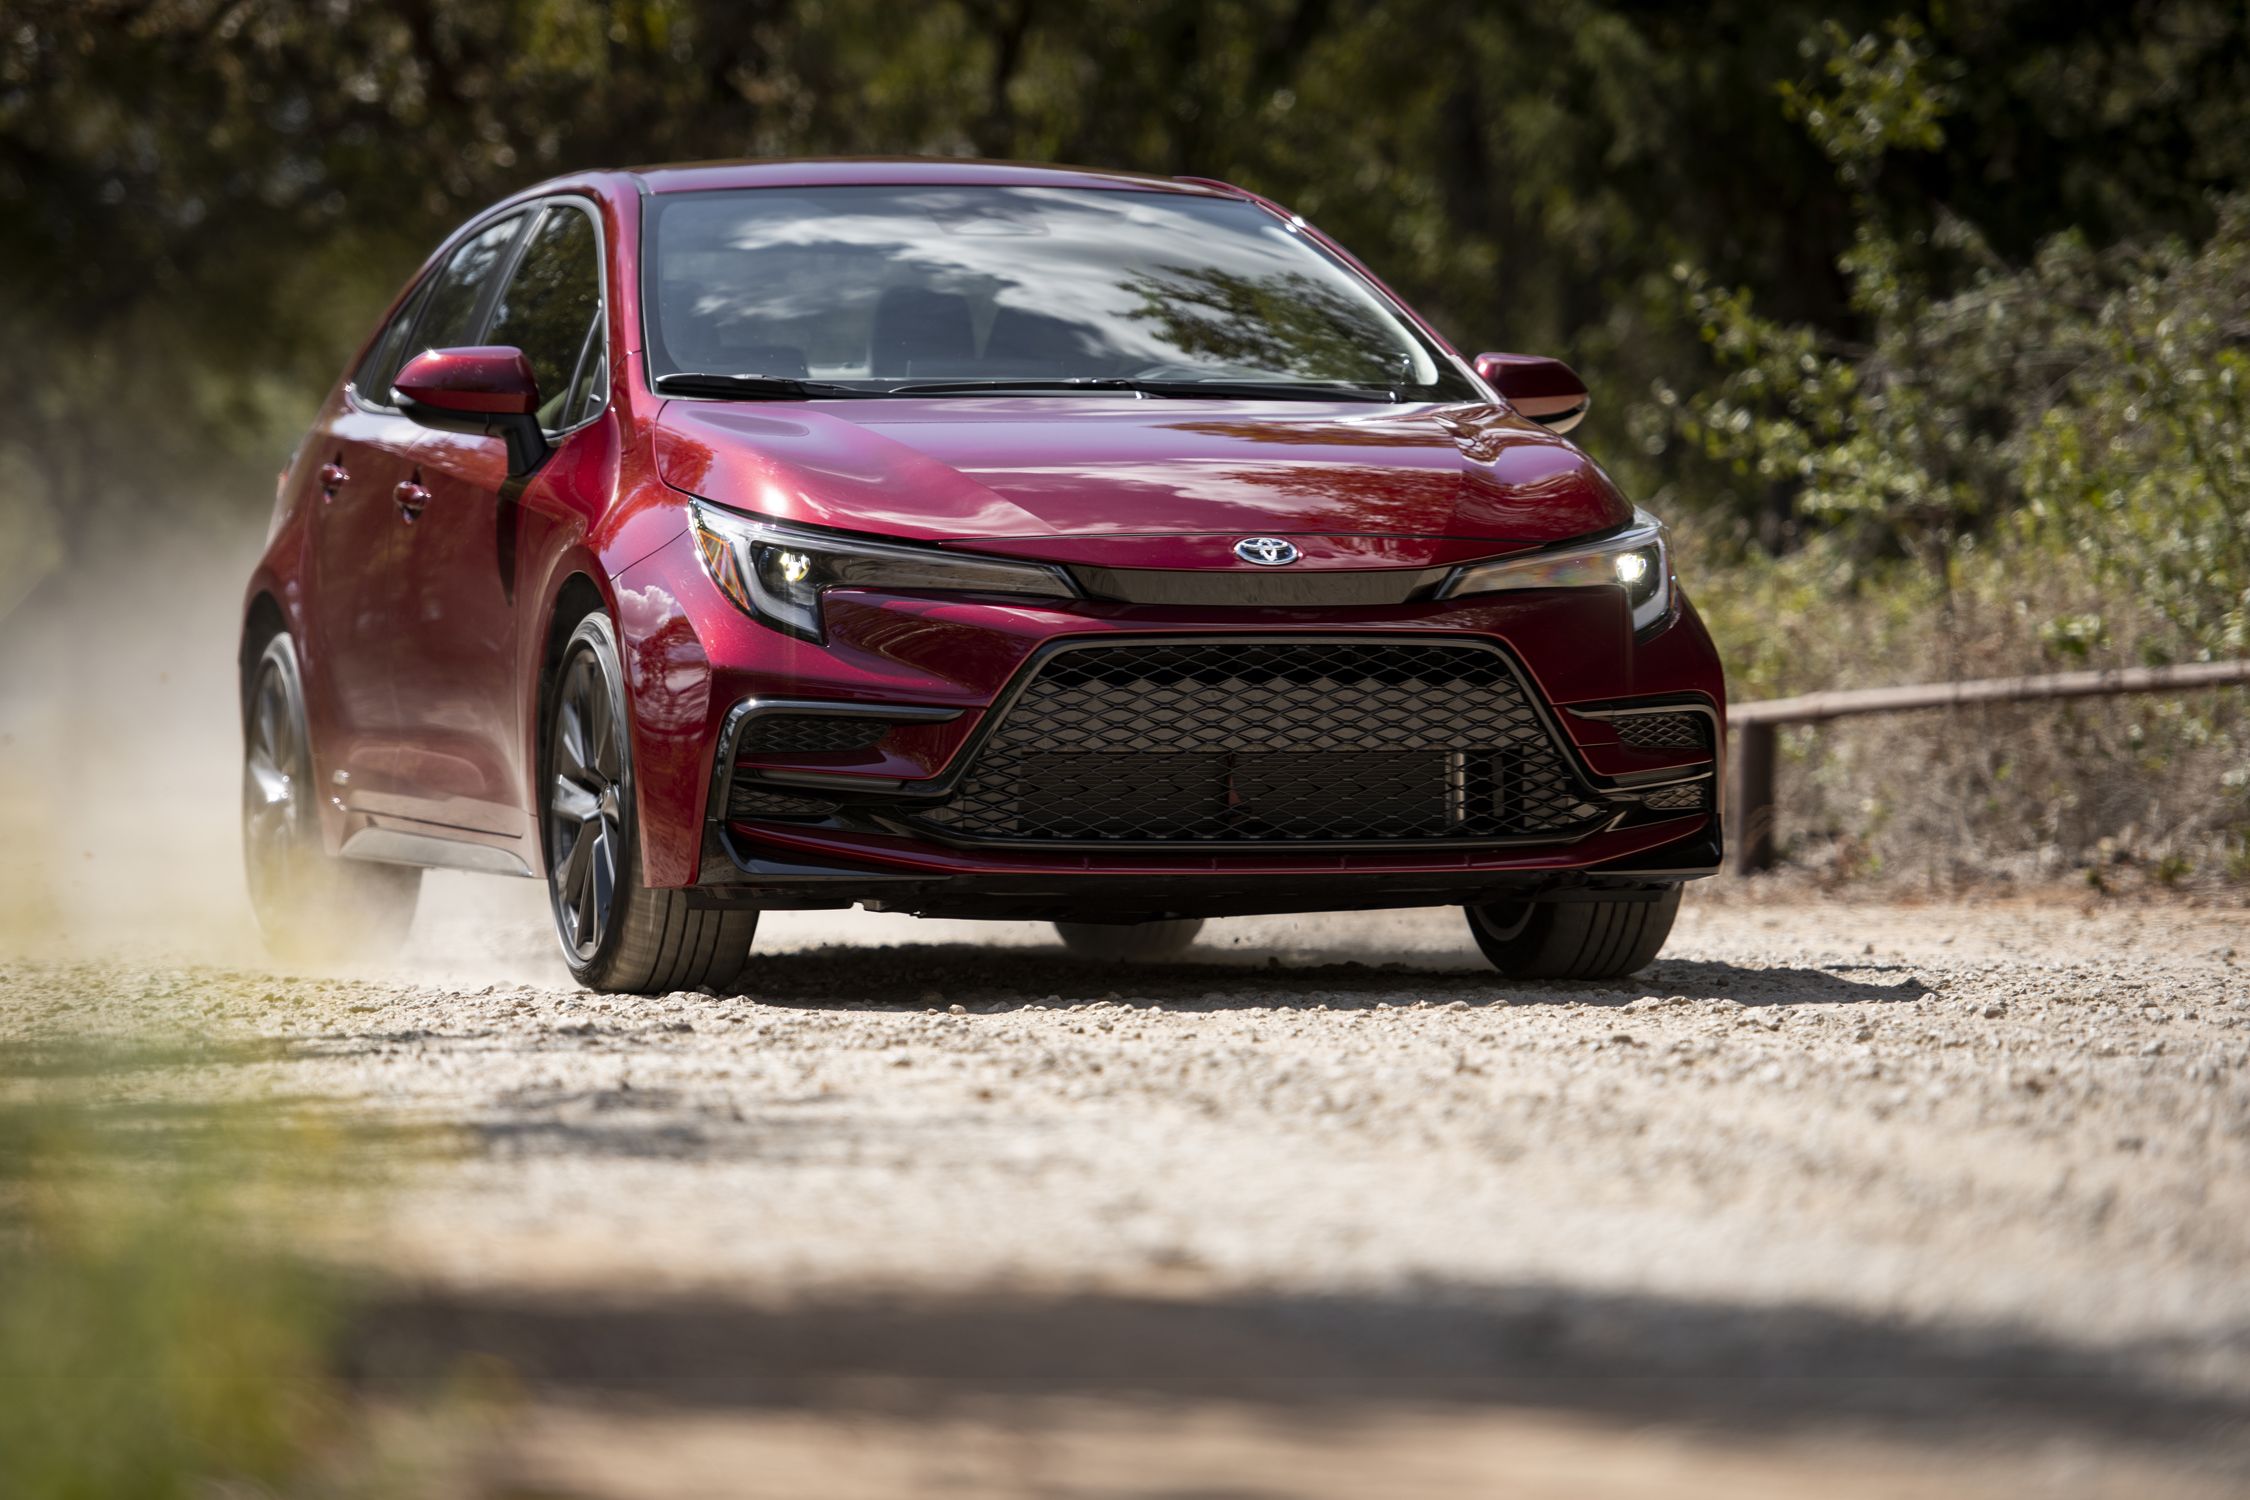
xmin=737 ymin=714 xmax=893 ymax=755
xmin=1610 ymin=712 xmax=1709 ymax=751
xmin=727 ymin=786 xmax=840 ymax=821
xmin=912 ymin=639 xmax=1608 ymax=846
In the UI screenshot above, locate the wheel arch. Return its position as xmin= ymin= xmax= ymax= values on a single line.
xmin=532 ymin=571 xmax=611 ymax=865
xmin=542 ymin=572 xmax=610 ymax=684
xmin=239 ymin=590 xmax=289 ymax=731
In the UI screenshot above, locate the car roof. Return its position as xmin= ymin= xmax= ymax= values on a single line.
xmin=624 ymin=156 xmax=1241 ymax=197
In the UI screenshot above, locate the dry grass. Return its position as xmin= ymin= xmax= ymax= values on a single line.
xmin=1684 ymin=527 xmax=2250 ymax=891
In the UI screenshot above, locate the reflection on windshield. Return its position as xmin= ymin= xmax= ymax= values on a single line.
xmin=1124 ymin=265 xmax=1410 ymax=385
xmin=644 ymin=186 xmax=1475 ymax=398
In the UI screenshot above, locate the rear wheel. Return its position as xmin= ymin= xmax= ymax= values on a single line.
xmin=544 ymin=610 xmax=758 ymax=993
xmin=1466 ymin=889 xmax=1680 ymax=981
xmin=1053 ymin=918 xmax=1205 ymax=961
xmin=242 ymin=632 xmax=420 ymax=960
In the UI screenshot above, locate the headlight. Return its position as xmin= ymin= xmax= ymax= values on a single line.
xmin=691 ymin=502 xmax=1077 ymax=642
xmin=1437 ymin=509 xmax=1672 ymax=632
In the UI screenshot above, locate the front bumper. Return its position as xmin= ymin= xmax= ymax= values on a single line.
xmin=612 ymin=527 xmax=1728 ymax=914
xmin=687 ymin=815 xmax=1723 ymax=922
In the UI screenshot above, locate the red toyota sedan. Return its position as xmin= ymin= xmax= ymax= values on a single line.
xmin=240 ymin=159 xmax=1726 ymax=993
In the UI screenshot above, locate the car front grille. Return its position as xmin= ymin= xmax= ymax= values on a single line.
xmin=908 ymin=639 xmax=1610 ymax=846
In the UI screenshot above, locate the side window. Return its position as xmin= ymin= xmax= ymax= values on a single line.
xmin=561 ymin=339 xmax=608 ymax=429
xmin=351 ymin=282 xmax=426 ymax=406
xmin=410 ymin=213 xmax=528 ymax=355
xmin=487 ymin=204 xmax=604 ymax=431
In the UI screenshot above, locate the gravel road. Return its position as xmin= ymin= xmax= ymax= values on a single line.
xmin=6 ymin=887 xmax=2249 ymax=1497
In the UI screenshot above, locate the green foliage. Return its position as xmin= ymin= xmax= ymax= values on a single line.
xmin=1778 ymin=18 xmax=1957 ymax=178
xmin=2013 ymin=205 xmax=2250 ymax=655
xmin=1667 ymin=17 xmax=2249 ymax=667
xmin=0 ymin=1097 xmax=349 ymax=1499
xmin=1655 ymin=18 xmax=2250 ymax=879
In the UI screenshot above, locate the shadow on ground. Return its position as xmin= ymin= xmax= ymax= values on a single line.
xmin=342 ymin=1278 xmax=2249 ymax=1467
xmin=727 ymin=943 xmax=1931 ymax=1011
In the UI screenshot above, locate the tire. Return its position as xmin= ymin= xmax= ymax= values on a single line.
xmin=1054 ymin=918 xmax=1205 ymax=961
xmin=1465 ymin=888 xmax=1680 ymax=981
xmin=242 ymin=632 xmax=421 ymax=960
xmin=544 ymin=610 xmax=758 ymax=993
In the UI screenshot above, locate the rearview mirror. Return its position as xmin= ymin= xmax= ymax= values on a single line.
xmin=393 ymin=346 xmax=550 ymax=475
xmin=1472 ymin=352 xmax=1590 ymax=435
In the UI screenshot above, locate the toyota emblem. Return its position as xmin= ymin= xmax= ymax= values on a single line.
xmin=1234 ymin=536 xmax=1301 ymax=566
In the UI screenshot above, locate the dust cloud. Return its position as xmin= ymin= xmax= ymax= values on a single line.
xmin=0 ymin=521 xmax=558 ymax=980
xmin=1 ymin=523 xmax=268 ymax=964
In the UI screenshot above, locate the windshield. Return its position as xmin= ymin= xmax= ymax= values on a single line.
xmin=641 ymin=185 xmax=1477 ymax=399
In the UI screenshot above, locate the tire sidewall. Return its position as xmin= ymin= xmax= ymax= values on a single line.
xmin=544 ymin=609 xmax=641 ymax=984
xmin=1465 ymin=889 xmax=1681 ymax=980
xmin=1464 ymin=899 xmax=1546 ymax=972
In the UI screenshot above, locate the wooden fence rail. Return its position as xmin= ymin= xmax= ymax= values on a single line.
xmin=1725 ymin=659 xmax=2250 ymax=875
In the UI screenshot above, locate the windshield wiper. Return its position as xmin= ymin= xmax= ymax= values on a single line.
xmin=655 ymin=372 xmax=881 ymax=400
xmin=884 ymin=377 xmax=1153 ymax=396
xmin=886 ymin=376 xmax=1400 ymax=402
xmin=660 ymin=371 xmax=1407 ymax=403
xmin=1126 ymin=379 xmax=1401 ymax=403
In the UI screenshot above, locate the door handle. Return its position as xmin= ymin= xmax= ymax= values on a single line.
xmin=393 ymin=479 xmax=431 ymax=521
xmin=318 ymin=461 xmax=348 ymax=500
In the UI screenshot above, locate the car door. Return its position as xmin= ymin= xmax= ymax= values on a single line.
xmin=303 ymin=208 xmax=531 ymax=832
xmin=391 ymin=198 xmax=609 ymax=841
xmin=299 ymin=288 xmax=434 ymax=806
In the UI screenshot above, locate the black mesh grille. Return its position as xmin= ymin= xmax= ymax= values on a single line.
xmin=1610 ymin=712 xmax=1708 ymax=751
xmin=912 ymin=640 xmax=1608 ymax=845
xmin=738 ymin=714 xmax=892 ymax=756
xmin=1642 ymin=782 xmax=1708 ymax=811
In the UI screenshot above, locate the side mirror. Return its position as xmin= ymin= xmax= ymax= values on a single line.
xmin=1473 ymin=352 xmax=1590 ymax=435
xmin=393 ymin=346 xmax=550 ymax=475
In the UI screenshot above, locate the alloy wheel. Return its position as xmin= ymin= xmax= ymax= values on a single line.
xmin=547 ymin=645 xmax=626 ymax=962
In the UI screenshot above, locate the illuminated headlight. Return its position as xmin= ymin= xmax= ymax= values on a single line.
xmin=1438 ymin=509 xmax=1673 ymax=632
xmin=691 ymin=502 xmax=1077 ymax=643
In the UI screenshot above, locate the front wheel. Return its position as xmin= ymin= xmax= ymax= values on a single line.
xmin=543 ymin=610 xmax=758 ymax=993
xmin=1053 ymin=918 xmax=1205 ymax=961
xmin=1466 ymin=889 xmax=1680 ymax=981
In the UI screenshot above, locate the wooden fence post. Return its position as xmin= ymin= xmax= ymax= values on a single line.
xmin=1730 ymin=720 xmax=1777 ymax=875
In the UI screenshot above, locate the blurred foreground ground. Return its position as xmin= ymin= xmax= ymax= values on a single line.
xmin=4 ymin=892 xmax=2247 ymax=1498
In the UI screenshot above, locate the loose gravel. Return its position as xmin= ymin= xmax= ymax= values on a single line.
xmin=5 ymin=886 xmax=2247 ymax=1497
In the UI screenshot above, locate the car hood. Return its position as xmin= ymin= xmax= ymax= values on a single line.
xmin=654 ymin=396 xmax=1631 ymax=570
